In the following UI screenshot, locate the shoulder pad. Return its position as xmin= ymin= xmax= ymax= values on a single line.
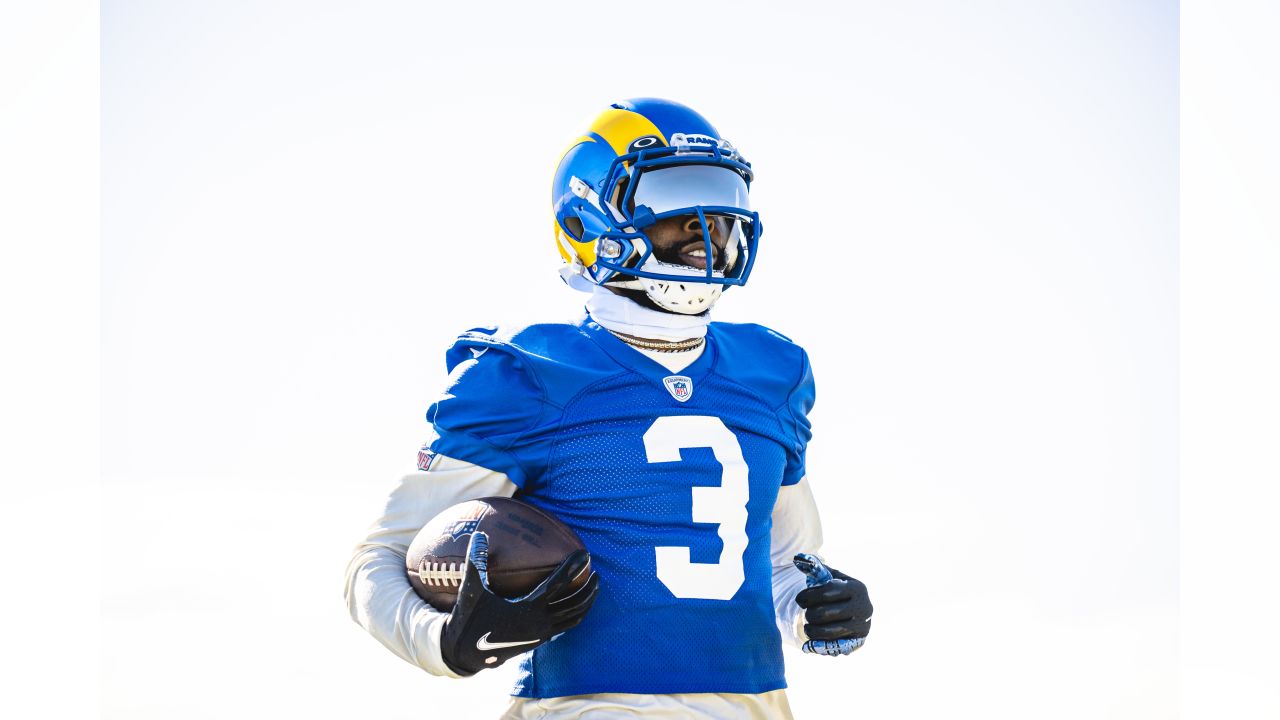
xmin=708 ymin=322 xmax=810 ymax=407
xmin=445 ymin=322 xmax=619 ymax=407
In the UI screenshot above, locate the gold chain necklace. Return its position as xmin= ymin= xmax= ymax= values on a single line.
xmin=607 ymin=329 xmax=705 ymax=353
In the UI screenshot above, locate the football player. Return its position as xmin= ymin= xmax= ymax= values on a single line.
xmin=345 ymin=98 xmax=873 ymax=719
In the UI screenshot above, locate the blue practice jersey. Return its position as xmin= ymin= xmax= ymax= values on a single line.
xmin=425 ymin=316 xmax=815 ymax=697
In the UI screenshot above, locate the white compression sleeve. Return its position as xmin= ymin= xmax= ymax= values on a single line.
xmin=343 ymin=455 xmax=517 ymax=677
xmin=770 ymin=477 xmax=824 ymax=648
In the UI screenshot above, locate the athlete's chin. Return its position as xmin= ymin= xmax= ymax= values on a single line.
xmin=665 ymin=305 xmax=710 ymax=316
xmin=612 ymin=287 xmax=711 ymax=316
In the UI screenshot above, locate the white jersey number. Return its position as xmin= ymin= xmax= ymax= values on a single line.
xmin=642 ymin=415 xmax=749 ymax=600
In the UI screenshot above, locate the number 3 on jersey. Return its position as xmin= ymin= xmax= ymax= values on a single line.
xmin=642 ymin=415 xmax=749 ymax=600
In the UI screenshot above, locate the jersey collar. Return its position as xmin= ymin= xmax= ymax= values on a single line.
xmin=580 ymin=317 xmax=718 ymax=384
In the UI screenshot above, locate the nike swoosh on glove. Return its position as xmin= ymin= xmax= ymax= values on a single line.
xmin=440 ymin=531 xmax=599 ymax=676
xmin=793 ymin=553 xmax=872 ymax=656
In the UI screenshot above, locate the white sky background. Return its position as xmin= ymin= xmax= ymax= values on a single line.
xmin=101 ymin=2 xmax=1178 ymax=718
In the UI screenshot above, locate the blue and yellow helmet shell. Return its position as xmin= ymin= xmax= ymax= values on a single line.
xmin=552 ymin=98 xmax=760 ymax=289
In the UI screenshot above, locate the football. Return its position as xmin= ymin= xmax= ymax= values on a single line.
xmin=405 ymin=496 xmax=590 ymax=612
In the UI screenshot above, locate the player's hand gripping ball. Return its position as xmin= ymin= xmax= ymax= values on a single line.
xmin=406 ymin=498 xmax=600 ymax=675
xmin=438 ymin=531 xmax=597 ymax=675
xmin=793 ymin=553 xmax=873 ymax=656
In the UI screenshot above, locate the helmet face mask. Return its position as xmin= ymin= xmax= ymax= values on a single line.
xmin=606 ymin=209 xmax=754 ymax=314
xmin=553 ymin=100 xmax=762 ymax=315
xmin=644 ymin=213 xmax=736 ymax=271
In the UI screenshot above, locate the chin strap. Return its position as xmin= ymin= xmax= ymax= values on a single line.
xmin=585 ymin=285 xmax=710 ymax=342
xmin=558 ymin=261 xmax=597 ymax=292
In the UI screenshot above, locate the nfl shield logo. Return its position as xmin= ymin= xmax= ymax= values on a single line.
xmin=445 ymin=519 xmax=480 ymax=540
xmin=417 ymin=444 xmax=436 ymax=471
xmin=663 ymin=375 xmax=694 ymax=403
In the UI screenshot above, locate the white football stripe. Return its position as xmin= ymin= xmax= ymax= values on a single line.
xmin=419 ymin=560 xmax=467 ymax=587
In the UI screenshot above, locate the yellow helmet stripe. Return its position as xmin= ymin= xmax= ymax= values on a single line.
xmin=553 ymin=111 xmax=663 ymax=272
xmin=555 ymin=219 xmax=597 ymax=267
xmin=554 ymin=219 xmax=576 ymax=264
xmin=587 ymin=108 xmax=666 ymax=156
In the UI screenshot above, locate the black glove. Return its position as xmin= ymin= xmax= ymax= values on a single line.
xmin=440 ymin=531 xmax=599 ymax=676
xmin=793 ymin=553 xmax=872 ymax=656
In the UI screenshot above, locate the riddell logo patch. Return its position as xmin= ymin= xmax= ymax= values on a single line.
xmin=663 ymin=375 xmax=694 ymax=402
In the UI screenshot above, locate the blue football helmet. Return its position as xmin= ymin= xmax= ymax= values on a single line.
xmin=551 ymin=98 xmax=761 ymax=314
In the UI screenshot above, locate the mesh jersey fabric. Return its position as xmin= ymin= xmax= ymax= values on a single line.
xmin=425 ymin=316 xmax=816 ymax=697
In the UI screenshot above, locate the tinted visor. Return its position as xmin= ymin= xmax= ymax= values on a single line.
xmin=629 ymin=165 xmax=751 ymax=215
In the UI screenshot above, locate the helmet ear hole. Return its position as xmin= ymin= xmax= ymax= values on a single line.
xmin=563 ymin=216 xmax=584 ymax=240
